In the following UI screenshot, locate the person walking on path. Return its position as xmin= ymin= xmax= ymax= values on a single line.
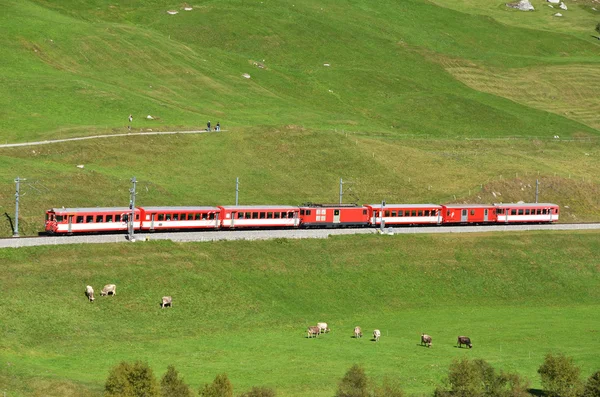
xmin=207 ymin=121 xmax=211 ymax=132
xmin=216 ymin=122 xmax=220 ymax=131
xmin=128 ymin=114 xmax=133 ymax=131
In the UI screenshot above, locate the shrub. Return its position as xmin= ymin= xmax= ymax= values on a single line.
xmin=371 ymin=377 xmax=404 ymax=397
xmin=583 ymin=370 xmax=600 ymax=397
xmin=538 ymin=353 xmax=583 ymax=397
xmin=335 ymin=364 xmax=369 ymax=397
xmin=160 ymin=365 xmax=192 ymax=397
xmin=104 ymin=361 xmax=159 ymax=397
xmin=237 ymin=386 xmax=276 ymax=397
xmin=596 ymin=22 xmax=600 ymax=35
xmin=199 ymin=373 xmax=234 ymax=397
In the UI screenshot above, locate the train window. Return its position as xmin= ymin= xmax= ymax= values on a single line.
xmin=252 ymin=212 xmax=259 ymax=219
xmin=238 ymin=212 xmax=244 ymax=219
xmin=334 ymin=210 xmax=340 ymax=216
xmin=166 ymin=214 xmax=171 ymax=221
xmin=274 ymin=212 xmax=280 ymax=219
xmin=106 ymin=215 xmax=113 ymax=222
xmin=391 ymin=211 xmax=396 ymax=217
xmin=158 ymin=214 xmax=164 ymax=221
xmin=77 ymin=216 xmax=84 ymax=223
xmin=384 ymin=211 xmax=390 ymax=217
xmin=525 ymin=209 xmax=530 ymax=215
xmin=267 ymin=212 xmax=273 ymax=219
xmin=195 ymin=213 xmax=201 ymax=220
xmin=281 ymin=212 xmax=287 ymax=219
xmin=135 ymin=214 xmax=140 ymax=221
xmin=289 ymin=212 xmax=295 ymax=218
xmin=462 ymin=210 xmax=467 ymax=216
xmin=470 ymin=210 xmax=475 ymax=216
xmin=484 ymin=209 xmax=488 ymax=216
xmin=518 ymin=209 xmax=524 ymax=215
xmin=96 ymin=215 xmax=103 ymax=223
xmin=300 ymin=209 xmax=305 ymax=215
xmin=173 ymin=214 xmax=179 ymax=220
xmin=209 ymin=213 xmax=215 ymax=220
xmin=411 ymin=210 xmax=416 ymax=217
xmin=243 ymin=212 xmax=249 ymax=219
xmin=180 ymin=213 xmax=186 ymax=220
xmin=201 ymin=213 xmax=207 ymax=220
xmin=307 ymin=210 xmax=311 ymax=215
xmin=363 ymin=210 xmax=367 ymax=215
xmin=511 ymin=209 xmax=517 ymax=215
xmin=116 ymin=214 xmax=121 ymax=222
xmin=85 ymin=215 xmax=93 ymax=223
xmin=187 ymin=214 xmax=193 ymax=220
xmin=260 ymin=212 xmax=266 ymax=219
xmin=536 ymin=209 xmax=541 ymax=215
xmin=447 ymin=210 xmax=450 ymax=216
xmin=425 ymin=210 xmax=430 ymax=216
xmin=418 ymin=211 xmax=423 ymax=216
xmin=56 ymin=215 xmax=63 ymax=222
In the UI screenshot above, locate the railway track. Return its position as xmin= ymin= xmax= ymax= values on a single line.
xmin=1 ymin=223 xmax=599 ymax=249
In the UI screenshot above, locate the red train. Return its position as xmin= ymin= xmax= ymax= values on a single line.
xmin=44 ymin=202 xmax=559 ymax=234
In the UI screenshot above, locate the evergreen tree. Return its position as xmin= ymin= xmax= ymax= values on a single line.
xmin=583 ymin=370 xmax=600 ymax=397
xmin=538 ymin=353 xmax=583 ymax=397
xmin=104 ymin=361 xmax=159 ymax=397
xmin=335 ymin=364 xmax=369 ymax=397
xmin=199 ymin=373 xmax=234 ymax=397
xmin=160 ymin=365 xmax=192 ymax=397
xmin=237 ymin=386 xmax=276 ymax=397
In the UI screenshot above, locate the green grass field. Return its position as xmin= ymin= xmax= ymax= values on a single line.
xmin=1 ymin=0 xmax=600 ymax=395
xmin=0 ymin=232 xmax=599 ymax=396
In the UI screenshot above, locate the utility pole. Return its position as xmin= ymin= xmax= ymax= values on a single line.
xmin=13 ymin=177 xmax=26 ymax=238
xmin=380 ymin=200 xmax=385 ymax=232
xmin=535 ymin=179 xmax=539 ymax=203
xmin=128 ymin=177 xmax=137 ymax=241
xmin=339 ymin=178 xmax=343 ymax=205
xmin=235 ymin=177 xmax=239 ymax=206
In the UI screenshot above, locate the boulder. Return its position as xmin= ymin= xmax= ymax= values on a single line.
xmin=559 ymin=2 xmax=567 ymax=9
xmin=506 ymin=0 xmax=535 ymax=11
xmin=547 ymin=0 xmax=560 ymax=3
xmin=554 ymin=12 xmax=563 ymax=16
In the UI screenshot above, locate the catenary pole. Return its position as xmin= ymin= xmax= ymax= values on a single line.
xmin=129 ymin=177 xmax=137 ymax=241
xmin=535 ymin=179 xmax=539 ymax=203
xmin=13 ymin=177 xmax=25 ymax=237
xmin=236 ymin=177 xmax=239 ymax=206
xmin=339 ymin=178 xmax=343 ymax=205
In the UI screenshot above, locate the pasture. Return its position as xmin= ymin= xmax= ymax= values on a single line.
xmin=0 ymin=231 xmax=599 ymax=396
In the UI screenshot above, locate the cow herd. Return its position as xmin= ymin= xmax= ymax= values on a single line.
xmin=84 ymin=284 xmax=172 ymax=308
xmin=307 ymin=324 xmax=473 ymax=349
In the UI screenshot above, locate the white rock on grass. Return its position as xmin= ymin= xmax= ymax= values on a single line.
xmin=167 ymin=10 xmax=178 ymax=15
xmin=147 ymin=115 xmax=154 ymax=119
xmin=554 ymin=12 xmax=563 ymax=16
xmin=184 ymin=7 xmax=193 ymax=11
xmin=506 ymin=0 xmax=534 ymax=11
xmin=548 ymin=0 xmax=560 ymax=3
xmin=242 ymin=73 xmax=251 ymax=79
xmin=559 ymin=2 xmax=567 ymax=9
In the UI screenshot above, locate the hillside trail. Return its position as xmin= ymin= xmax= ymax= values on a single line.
xmin=0 ymin=129 xmax=224 ymax=148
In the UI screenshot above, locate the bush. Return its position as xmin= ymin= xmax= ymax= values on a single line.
xmin=583 ymin=370 xmax=600 ymax=397
xmin=335 ymin=364 xmax=369 ymax=397
xmin=104 ymin=361 xmax=159 ymax=397
xmin=434 ymin=358 xmax=530 ymax=397
xmin=237 ymin=386 xmax=276 ymax=397
xmin=596 ymin=22 xmax=600 ymax=35
xmin=371 ymin=377 xmax=404 ymax=397
xmin=199 ymin=373 xmax=234 ymax=397
xmin=538 ymin=353 xmax=583 ymax=397
xmin=160 ymin=365 xmax=192 ymax=397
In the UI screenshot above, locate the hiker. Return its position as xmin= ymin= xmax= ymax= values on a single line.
xmin=207 ymin=121 xmax=211 ymax=131
xmin=128 ymin=114 xmax=133 ymax=131
xmin=216 ymin=122 xmax=220 ymax=131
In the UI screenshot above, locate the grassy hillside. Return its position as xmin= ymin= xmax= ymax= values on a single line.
xmin=0 ymin=231 xmax=599 ymax=396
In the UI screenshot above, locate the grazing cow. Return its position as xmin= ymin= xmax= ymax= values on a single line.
xmin=161 ymin=296 xmax=172 ymax=308
xmin=354 ymin=326 xmax=363 ymax=338
xmin=373 ymin=329 xmax=381 ymax=342
xmin=307 ymin=326 xmax=320 ymax=338
xmin=317 ymin=322 xmax=330 ymax=333
xmin=421 ymin=333 xmax=432 ymax=347
xmin=85 ymin=285 xmax=94 ymax=302
xmin=100 ymin=284 xmax=116 ymax=296
xmin=457 ymin=336 xmax=472 ymax=348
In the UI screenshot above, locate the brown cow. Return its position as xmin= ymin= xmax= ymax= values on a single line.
xmin=161 ymin=296 xmax=172 ymax=308
xmin=457 ymin=336 xmax=472 ymax=348
xmin=354 ymin=326 xmax=363 ymax=338
xmin=307 ymin=326 xmax=320 ymax=338
xmin=85 ymin=285 xmax=94 ymax=302
xmin=100 ymin=284 xmax=116 ymax=296
xmin=421 ymin=333 xmax=432 ymax=347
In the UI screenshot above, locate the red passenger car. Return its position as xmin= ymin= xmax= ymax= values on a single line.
xmin=366 ymin=204 xmax=442 ymax=227
xmin=138 ymin=206 xmax=221 ymax=231
xmin=45 ymin=207 xmax=140 ymax=234
xmin=218 ymin=205 xmax=300 ymax=229
xmin=298 ymin=204 xmax=370 ymax=228
xmin=495 ymin=203 xmax=559 ymax=223
xmin=441 ymin=204 xmax=497 ymax=224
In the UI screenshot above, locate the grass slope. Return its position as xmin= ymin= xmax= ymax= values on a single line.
xmin=0 ymin=232 xmax=599 ymax=396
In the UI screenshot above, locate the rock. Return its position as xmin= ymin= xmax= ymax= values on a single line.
xmin=184 ymin=7 xmax=193 ymax=11
xmin=167 ymin=10 xmax=178 ymax=14
xmin=559 ymin=2 xmax=567 ymax=9
xmin=547 ymin=0 xmax=559 ymax=3
xmin=323 ymin=63 xmax=330 ymax=66
xmin=506 ymin=0 xmax=535 ymax=11
xmin=553 ymin=12 xmax=562 ymax=16
xmin=548 ymin=4 xmax=554 ymax=7
xmin=77 ymin=164 xmax=84 ymax=169
xmin=146 ymin=115 xmax=154 ymax=119
xmin=242 ymin=73 xmax=251 ymax=79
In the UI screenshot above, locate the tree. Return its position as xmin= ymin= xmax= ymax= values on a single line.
xmin=335 ymin=364 xmax=369 ymax=397
xmin=583 ymin=370 xmax=600 ymax=397
xmin=199 ymin=373 xmax=234 ymax=397
xmin=538 ymin=353 xmax=583 ymax=397
xmin=237 ymin=386 xmax=276 ymax=397
xmin=160 ymin=365 xmax=192 ymax=397
xmin=371 ymin=377 xmax=404 ymax=397
xmin=104 ymin=361 xmax=159 ymax=397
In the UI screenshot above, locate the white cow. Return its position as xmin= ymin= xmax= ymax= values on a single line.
xmin=317 ymin=322 xmax=330 ymax=333
xmin=100 ymin=284 xmax=116 ymax=296
xmin=85 ymin=285 xmax=94 ymax=302
xmin=354 ymin=326 xmax=363 ymax=338
xmin=373 ymin=329 xmax=381 ymax=342
xmin=161 ymin=296 xmax=172 ymax=308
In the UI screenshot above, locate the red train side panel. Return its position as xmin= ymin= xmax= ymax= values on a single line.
xmin=138 ymin=206 xmax=221 ymax=231
xmin=45 ymin=207 xmax=140 ymax=234
xmin=219 ymin=206 xmax=300 ymax=229
xmin=366 ymin=204 xmax=443 ymax=226
xmin=495 ymin=203 xmax=559 ymax=223
xmin=442 ymin=204 xmax=496 ymax=224
xmin=298 ymin=205 xmax=370 ymax=228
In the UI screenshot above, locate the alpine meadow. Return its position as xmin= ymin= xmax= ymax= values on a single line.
xmin=0 ymin=0 xmax=599 ymax=396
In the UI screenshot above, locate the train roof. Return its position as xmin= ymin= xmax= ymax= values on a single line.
xmin=366 ymin=204 xmax=442 ymax=209
xmin=138 ymin=206 xmax=220 ymax=211
xmin=442 ymin=204 xmax=496 ymax=208
xmin=218 ymin=205 xmax=299 ymax=210
xmin=49 ymin=207 xmax=134 ymax=213
xmin=494 ymin=203 xmax=558 ymax=207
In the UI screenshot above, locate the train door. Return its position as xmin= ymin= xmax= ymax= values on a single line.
xmin=68 ymin=215 xmax=73 ymax=233
xmin=461 ymin=209 xmax=468 ymax=223
xmin=150 ymin=213 xmax=155 ymax=231
xmin=484 ymin=209 xmax=489 ymax=222
xmin=230 ymin=211 xmax=236 ymax=228
xmin=214 ymin=212 xmax=220 ymax=229
xmin=333 ymin=209 xmax=340 ymax=224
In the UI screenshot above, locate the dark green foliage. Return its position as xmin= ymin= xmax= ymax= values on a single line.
xmin=199 ymin=373 xmax=234 ymax=397
xmin=596 ymin=23 xmax=600 ymax=35
xmin=538 ymin=353 xmax=583 ymax=397
xmin=237 ymin=386 xmax=276 ymax=397
xmin=160 ymin=366 xmax=192 ymax=397
xmin=104 ymin=361 xmax=159 ymax=397
xmin=371 ymin=377 xmax=404 ymax=397
xmin=335 ymin=365 xmax=369 ymax=397
xmin=583 ymin=370 xmax=600 ymax=397
xmin=434 ymin=358 xmax=530 ymax=397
